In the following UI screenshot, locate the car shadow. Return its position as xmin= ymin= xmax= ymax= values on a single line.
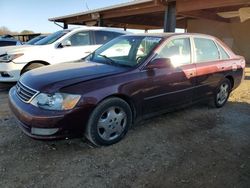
xmin=245 ymin=76 xmax=250 ymax=80
xmin=0 ymin=82 xmax=16 ymax=91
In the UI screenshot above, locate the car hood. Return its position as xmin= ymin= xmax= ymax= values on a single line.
xmin=20 ymin=61 xmax=128 ymax=92
xmin=0 ymin=45 xmax=34 ymax=55
xmin=0 ymin=45 xmax=50 ymax=55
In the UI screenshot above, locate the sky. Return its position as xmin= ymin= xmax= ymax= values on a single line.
xmin=0 ymin=0 xmax=133 ymax=33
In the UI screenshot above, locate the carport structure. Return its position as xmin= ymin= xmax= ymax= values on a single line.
xmin=49 ymin=0 xmax=250 ymax=62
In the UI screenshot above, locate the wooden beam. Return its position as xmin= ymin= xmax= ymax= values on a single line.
xmin=59 ymin=4 xmax=166 ymax=25
xmin=177 ymin=0 xmax=250 ymax=13
xmin=104 ymin=21 xmax=161 ymax=30
xmin=180 ymin=10 xmax=230 ymax=22
xmin=101 ymin=5 xmax=166 ymax=19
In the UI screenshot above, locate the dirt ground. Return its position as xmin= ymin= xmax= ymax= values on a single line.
xmin=0 ymin=68 xmax=249 ymax=188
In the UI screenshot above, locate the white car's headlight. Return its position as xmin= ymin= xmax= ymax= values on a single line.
xmin=31 ymin=93 xmax=81 ymax=110
xmin=0 ymin=53 xmax=24 ymax=62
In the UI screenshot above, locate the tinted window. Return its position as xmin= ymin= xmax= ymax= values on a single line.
xmin=217 ymin=43 xmax=230 ymax=60
xmin=94 ymin=31 xmax=123 ymax=44
xmin=0 ymin=40 xmax=16 ymax=46
xmin=68 ymin=31 xmax=90 ymax=46
xmin=194 ymin=38 xmax=220 ymax=62
xmin=157 ymin=38 xmax=191 ymax=66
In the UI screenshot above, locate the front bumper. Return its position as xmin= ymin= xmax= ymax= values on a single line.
xmin=0 ymin=62 xmax=25 ymax=82
xmin=8 ymin=87 xmax=90 ymax=140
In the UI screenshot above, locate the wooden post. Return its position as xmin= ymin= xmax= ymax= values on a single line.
xmin=98 ymin=18 xmax=104 ymax=27
xmin=164 ymin=2 xmax=176 ymax=32
xmin=63 ymin=23 xmax=68 ymax=29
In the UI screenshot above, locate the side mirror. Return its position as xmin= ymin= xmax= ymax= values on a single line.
xmin=147 ymin=58 xmax=172 ymax=69
xmin=60 ymin=40 xmax=71 ymax=47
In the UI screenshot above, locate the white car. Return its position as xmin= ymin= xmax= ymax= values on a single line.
xmin=0 ymin=27 xmax=128 ymax=82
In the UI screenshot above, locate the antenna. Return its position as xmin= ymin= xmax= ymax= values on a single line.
xmin=83 ymin=0 xmax=90 ymax=10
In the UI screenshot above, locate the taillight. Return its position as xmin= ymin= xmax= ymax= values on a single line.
xmin=240 ymin=59 xmax=246 ymax=68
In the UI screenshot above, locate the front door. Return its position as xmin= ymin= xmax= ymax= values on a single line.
xmin=142 ymin=37 xmax=196 ymax=114
xmin=54 ymin=31 xmax=99 ymax=63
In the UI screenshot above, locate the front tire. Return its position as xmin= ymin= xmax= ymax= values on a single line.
xmin=85 ymin=97 xmax=132 ymax=146
xmin=212 ymin=78 xmax=231 ymax=108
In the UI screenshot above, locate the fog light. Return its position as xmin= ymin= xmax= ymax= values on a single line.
xmin=31 ymin=128 xmax=59 ymax=136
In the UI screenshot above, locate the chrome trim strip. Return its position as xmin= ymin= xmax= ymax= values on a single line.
xmin=16 ymin=81 xmax=39 ymax=103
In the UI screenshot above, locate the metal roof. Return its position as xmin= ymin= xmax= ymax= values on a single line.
xmin=49 ymin=0 xmax=154 ymax=21
xmin=49 ymin=0 xmax=250 ymax=30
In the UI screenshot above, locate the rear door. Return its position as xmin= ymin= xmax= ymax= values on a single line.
xmin=192 ymin=37 xmax=227 ymax=101
xmin=142 ymin=37 xmax=196 ymax=114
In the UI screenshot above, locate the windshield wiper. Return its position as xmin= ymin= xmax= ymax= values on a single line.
xmin=97 ymin=54 xmax=115 ymax=65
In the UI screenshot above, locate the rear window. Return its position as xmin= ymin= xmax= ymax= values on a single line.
xmin=194 ymin=38 xmax=220 ymax=62
xmin=68 ymin=31 xmax=90 ymax=46
xmin=217 ymin=43 xmax=230 ymax=60
xmin=94 ymin=31 xmax=123 ymax=44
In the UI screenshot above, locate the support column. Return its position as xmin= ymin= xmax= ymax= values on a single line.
xmin=63 ymin=23 xmax=68 ymax=29
xmin=98 ymin=18 xmax=104 ymax=27
xmin=164 ymin=2 xmax=176 ymax=32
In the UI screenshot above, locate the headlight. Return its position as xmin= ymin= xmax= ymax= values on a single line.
xmin=31 ymin=93 xmax=81 ymax=110
xmin=0 ymin=53 xmax=24 ymax=62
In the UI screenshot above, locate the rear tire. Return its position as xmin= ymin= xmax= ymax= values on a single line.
xmin=21 ymin=63 xmax=45 ymax=75
xmin=212 ymin=78 xmax=231 ymax=108
xmin=85 ymin=97 xmax=132 ymax=146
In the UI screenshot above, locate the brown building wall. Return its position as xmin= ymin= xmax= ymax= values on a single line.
xmin=187 ymin=19 xmax=250 ymax=63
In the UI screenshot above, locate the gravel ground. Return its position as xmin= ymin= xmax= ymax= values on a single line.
xmin=0 ymin=68 xmax=249 ymax=188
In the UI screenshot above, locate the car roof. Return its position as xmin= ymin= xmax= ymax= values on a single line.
xmin=62 ymin=26 xmax=130 ymax=34
xmin=125 ymin=32 xmax=217 ymax=40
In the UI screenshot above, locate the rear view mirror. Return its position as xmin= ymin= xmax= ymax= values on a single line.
xmin=60 ymin=40 xmax=71 ymax=47
xmin=147 ymin=58 xmax=172 ymax=69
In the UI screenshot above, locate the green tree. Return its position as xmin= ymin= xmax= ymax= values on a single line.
xmin=20 ymin=30 xmax=34 ymax=34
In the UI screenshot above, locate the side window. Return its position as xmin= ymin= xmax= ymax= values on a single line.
xmin=217 ymin=43 xmax=230 ymax=60
xmin=194 ymin=38 xmax=220 ymax=62
xmin=94 ymin=31 xmax=122 ymax=44
xmin=157 ymin=38 xmax=191 ymax=66
xmin=68 ymin=31 xmax=90 ymax=46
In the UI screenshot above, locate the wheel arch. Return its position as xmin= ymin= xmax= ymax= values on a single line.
xmin=99 ymin=94 xmax=137 ymax=123
xmin=20 ymin=60 xmax=50 ymax=75
xmin=225 ymin=75 xmax=234 ymax=89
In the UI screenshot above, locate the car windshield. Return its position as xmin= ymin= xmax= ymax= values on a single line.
xmin=35 ymin=30 xmax=69 ymax=45
xmin=89 ymin=35 xmax=163 ymax=67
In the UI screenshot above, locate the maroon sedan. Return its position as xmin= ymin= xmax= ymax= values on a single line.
xmin=9 ymin=33 xmax=245 ymax=146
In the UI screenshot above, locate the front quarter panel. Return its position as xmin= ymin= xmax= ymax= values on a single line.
xmin=60 ymin=69 xmax=149 ymax=119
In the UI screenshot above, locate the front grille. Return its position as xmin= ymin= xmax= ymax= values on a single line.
xmin=16 ymin=81 xmax=39 ymax=103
